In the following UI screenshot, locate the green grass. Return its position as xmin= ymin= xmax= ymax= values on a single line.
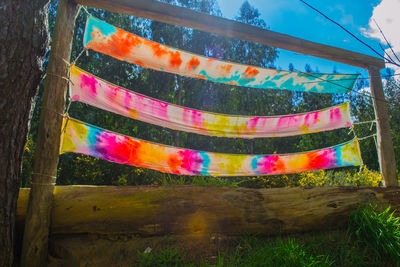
xmin=137 ymin=247 xmax=189 ymax=267
xmin=220 ymin=236 xmax=334 ymax=267
xmin=136 ymin=205 xmax=400 ymax=267
xmin=348 ymin=204 xmax=400 ymax=265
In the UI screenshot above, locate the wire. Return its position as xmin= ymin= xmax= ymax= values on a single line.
xmin=298 ymin=0 xmax=391 ymax=63
xmin=373 ymin=19 xmax=400 ymax=66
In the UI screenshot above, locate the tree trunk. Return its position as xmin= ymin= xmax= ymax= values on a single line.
xmin=16 ymin=186 xmax=400 ymax=236
xmin=0 ymin=1 xmax=49 ymax=266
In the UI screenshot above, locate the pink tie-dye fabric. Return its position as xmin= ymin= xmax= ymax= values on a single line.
xmin=61 ymin=117 xmax=363 ymax=176
xmin=70 ymin=65 xmax=353 ymax=138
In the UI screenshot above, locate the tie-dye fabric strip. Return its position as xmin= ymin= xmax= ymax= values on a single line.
xmin=70 ymin=65 xmax=353 ymax=138
xmin=83 ymin=16 xmax=359 ymax=94
xmin=60 ymin=118 xmax=363 ymax=176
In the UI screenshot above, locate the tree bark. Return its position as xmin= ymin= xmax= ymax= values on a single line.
xmin=20 ymin=0 xmax=78 ymax=266
xmin=16 ymin=186 xmax=400 ymax=237
xmin=0 ymin=1 xmax=49 ymax=266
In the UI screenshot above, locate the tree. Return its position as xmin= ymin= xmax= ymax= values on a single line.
xmin=0 ymin=0 xmax=50 ymax=266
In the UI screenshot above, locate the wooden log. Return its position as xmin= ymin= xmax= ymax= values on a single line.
xmin=20 ymin=0 xmax=79 ymax=266
xmin=16 ymin=186 xmax=400 ymax=236
xmin=368 ymin=67 xmax=398 ymax=187
xmin=75 ymin=0 xmax=384 ymax=69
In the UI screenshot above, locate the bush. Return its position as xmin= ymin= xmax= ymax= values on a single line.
xmin=153 ymin=173 xmax=239 ymax=187
xmin=238 ymin=167 xmax=382 ymax=188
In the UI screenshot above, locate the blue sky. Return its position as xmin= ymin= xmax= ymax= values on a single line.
xmin=217 ymin=0 xmax=389 ymax=79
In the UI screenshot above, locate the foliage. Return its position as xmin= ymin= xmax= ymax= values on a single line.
xmin=237 ymin=174 xmax=298 ymax=188
xmin=297 ymin=167 xmax=382 ymax=187
xmin=153 ymin=174 xmax=239 ymax=188
xmin=298 ymin=170 xmax=331 ymax=187
xmin=236 ymin=167 xmax=382 ymax=188
xmin=348 ymin=204 xmax=400 ymax=264
xmin=21 ymin=134 xmax=35 ymax=187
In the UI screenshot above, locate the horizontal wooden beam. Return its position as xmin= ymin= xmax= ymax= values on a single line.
xmin=75 ymin=0 xmax=385 ymax=69
xmin=16 ymin=186 xmax=400 ymax=236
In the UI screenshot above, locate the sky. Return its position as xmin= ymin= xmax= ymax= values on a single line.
xmin=217 ymin=0 xmax=400 ymax=79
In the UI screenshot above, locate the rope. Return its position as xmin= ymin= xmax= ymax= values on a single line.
xmin=81 ymin=6 xmax=91 ymax=16
xmin=61 ymin=113 xmax=70 ymax=133
xmin=357 ymin=133 xmax=377 ymax=141
xmin=53 ymin=54 xmax=71 ymax=67
xmin=46 ymin=72 xmax=70 ymax=83
xmin=42 ymin=107 xmax=67 ymax=118
xmin=31 ymin=172 xmax=57 ymax=186
xmin=353 ymin=120 xmax=376 ymax=131
xmin=72 ymin=48 xmax=86 ymax=65
xmin=373 ymin=134 xmax=379 ymax=150
xmin=30 ymin=182 xmax=56 ymax=186
xmin=347 ymin=127 xmax=356 ymax=137
xmin=353 ymin=120 xmax=376 ymax=125
xmin=31 ymin=172 xmax=57 ymax=180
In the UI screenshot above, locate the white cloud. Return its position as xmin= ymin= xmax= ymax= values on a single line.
xmin=362 ymin=0 xmax=400 ymax=75
xmin=359 ymin=86 xmax=371 ymax=95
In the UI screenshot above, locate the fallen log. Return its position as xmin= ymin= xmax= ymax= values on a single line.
xmin=17 ymin=186 xmax=400 ymax=236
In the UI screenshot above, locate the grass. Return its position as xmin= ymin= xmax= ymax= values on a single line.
xmin=135 ymin=205 xmax=400 ymax=267
xmin=348 ymin=204 xmax=400 ymax=264
xmin=137 ymin=247 xmax=187 ymax=267
xmin=218 ymin=236 xmax=334 ymax=267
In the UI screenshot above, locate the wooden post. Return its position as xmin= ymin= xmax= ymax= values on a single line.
xmin=368 ymin=67 xmax=398 ymax=187
xmin=20 ymin=0 xmax=78 ymax=266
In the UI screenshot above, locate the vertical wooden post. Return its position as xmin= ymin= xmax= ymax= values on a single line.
xmin=20 ymin=0 xmax=78 ymax=266
xmin=368 ymin=67 xmax=398 ymax=187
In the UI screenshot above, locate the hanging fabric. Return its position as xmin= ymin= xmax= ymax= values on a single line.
xmin=83 ymin=16 xmax=359 ymax=94
xmin=70 ymin=65 xmax=353 ymax=138
xmin=60 ymin=117 xmax=363 ymax=176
